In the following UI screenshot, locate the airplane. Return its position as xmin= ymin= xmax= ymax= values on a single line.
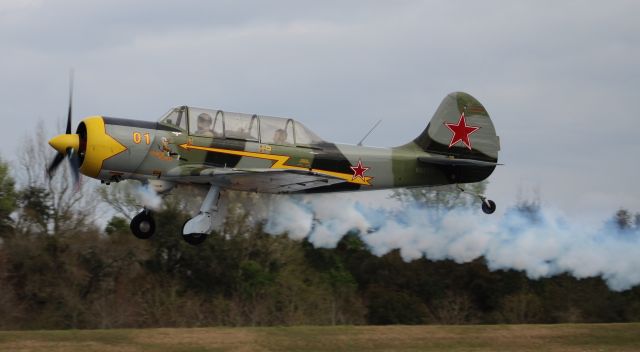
xmin=47 ymin=81 xmax=500 ymax=245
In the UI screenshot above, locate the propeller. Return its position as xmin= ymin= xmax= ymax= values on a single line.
xmin=66 ymin=70 xmax=73 ymax=134
xmin=47 ymin=70 xmax=82 ymax=186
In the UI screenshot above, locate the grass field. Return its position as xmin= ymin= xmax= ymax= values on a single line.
xmin=0 ymin=324 xmax=639 ymax=352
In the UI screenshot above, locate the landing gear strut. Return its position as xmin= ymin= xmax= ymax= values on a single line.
xmin=181 ymin=184 xmax=220 ymax=245
xmin=457 ymin=185 xmax=496 ymax=215
xmin=130 ymin=209 xmax=156 ymax=239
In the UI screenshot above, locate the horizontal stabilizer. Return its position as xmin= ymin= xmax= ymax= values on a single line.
xmin=418 ymin=156 xmax=502 ymax=167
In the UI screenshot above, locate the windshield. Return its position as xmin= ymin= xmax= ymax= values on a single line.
xmin=159 ymin=107 xmax=187 ymax=130
xmin=294 ymin=121 xmax=323 ymax=145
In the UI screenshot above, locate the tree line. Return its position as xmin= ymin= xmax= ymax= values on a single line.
xmin=0 ymin=133 xmax=639 ymax=329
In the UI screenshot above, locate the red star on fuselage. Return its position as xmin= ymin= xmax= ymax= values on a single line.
xmin=444 ymin=112 xmax=480 ymax=150
xmin=350 ymin=160 xmax=370 ymax=181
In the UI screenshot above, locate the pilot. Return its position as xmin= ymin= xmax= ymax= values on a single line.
xmin=273 ymin=128 xmax=288 ymax=144
xmin=195 ymin=113 xmax=214 ymax=137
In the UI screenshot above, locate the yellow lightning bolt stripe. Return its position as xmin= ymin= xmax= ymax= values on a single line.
xmin=179 ymin=143 xmax=372 ymax=186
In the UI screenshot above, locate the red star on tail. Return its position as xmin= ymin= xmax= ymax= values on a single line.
xmin=444 ymin=112 xmax=480 ymax=150
xmin=350 ymin=160 xmax=370 ymax=181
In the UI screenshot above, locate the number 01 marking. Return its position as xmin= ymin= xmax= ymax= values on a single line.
xmin=133 ymin=132 xmax=151 ymax=145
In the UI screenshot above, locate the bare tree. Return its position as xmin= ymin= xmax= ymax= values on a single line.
xmin=98 ymin=180 xmax=141 ymax=220
xmin=14 ymin=123 xmax=98 ymax=235
xmin=499 ymin=291 xmax=543 ymax=324
xmin=615 ymin=209 xmax=632 ymax=231
xmin=430 ymin=291 xmax=476 ymax=324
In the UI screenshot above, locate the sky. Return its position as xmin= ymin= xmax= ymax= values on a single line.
xmin=1 ymin=0 xmax=639 ymax=220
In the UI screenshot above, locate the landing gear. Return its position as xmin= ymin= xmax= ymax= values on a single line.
xmin=181 ymin=184 xmax=220 ymax=246
xmin=130 ymin=209 xmax=155 ymax=239
xmin=481 ymin=198 xmax=497 ymax=215
xmin=181 ymin=220 xmax=208 ymax=245
xmin=457 ymin=185 xmax=497 ymax=215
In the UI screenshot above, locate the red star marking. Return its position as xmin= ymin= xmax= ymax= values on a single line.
xmin=444 ymin=112 xmax=480 ymax=150
xmin=350 ymin=160 xmax=370 ymax=181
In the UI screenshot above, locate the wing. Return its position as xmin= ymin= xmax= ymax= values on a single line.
xmin=164 ymin=166 xmax=346 ymax=193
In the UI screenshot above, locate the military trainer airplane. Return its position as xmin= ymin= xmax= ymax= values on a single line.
xmin=47 ymin=80 xmax=500 ymax=245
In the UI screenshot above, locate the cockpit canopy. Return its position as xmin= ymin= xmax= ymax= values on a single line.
xmin=158 ymin=106 xmax=323 ymax=146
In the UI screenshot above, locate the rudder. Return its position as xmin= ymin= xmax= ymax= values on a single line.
xmin=412 ymin=92 xmax=499 ymax=163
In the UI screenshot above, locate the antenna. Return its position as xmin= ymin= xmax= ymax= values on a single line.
xmin=357 ymin=119 xmax=382 ymax=146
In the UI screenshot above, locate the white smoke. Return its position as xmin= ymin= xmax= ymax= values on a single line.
xmin=264 ymin=193 xmax=640 ymax=291
xmin=134 ymin=184 xmax=163 ymax=211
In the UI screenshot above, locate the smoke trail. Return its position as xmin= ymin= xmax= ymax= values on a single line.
xmin=264 ymin=193 xmax=640 ymax=291
xmin=134 ymin=184 xmax=163 ymax=211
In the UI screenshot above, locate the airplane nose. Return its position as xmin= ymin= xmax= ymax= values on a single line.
xmin=48 ymin=134 xmax=80 ymax=155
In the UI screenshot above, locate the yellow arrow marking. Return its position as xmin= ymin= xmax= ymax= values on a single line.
xmin=179 ymin=143 xmax=372 ymax=186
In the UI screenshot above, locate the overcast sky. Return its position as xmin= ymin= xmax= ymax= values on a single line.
xmin=1 ymin=0 xmax=638 ymax=219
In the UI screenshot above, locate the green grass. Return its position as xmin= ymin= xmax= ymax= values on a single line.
xmin=0 ymin=324 xmax=639 ymax=352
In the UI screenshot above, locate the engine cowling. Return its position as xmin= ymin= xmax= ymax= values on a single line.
xmin=76 ymin=116 xmax=128 ymax=178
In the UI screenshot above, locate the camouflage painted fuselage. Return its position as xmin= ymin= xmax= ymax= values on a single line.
xmin=75 ymin=92 xmax=500 ymax=193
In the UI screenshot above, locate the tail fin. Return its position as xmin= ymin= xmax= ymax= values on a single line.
xmin=411 ymin=92 xmax=499 ymax=163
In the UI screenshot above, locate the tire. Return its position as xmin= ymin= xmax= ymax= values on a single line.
xmin=481 ymin=200 xmax=496 ymax=215
xmin=183 ymin=233 xmax=208 ymax=245
xmin=130 ymin=211 xmax=156 ymax=239
xmin=181 ymin=220 xmax=208 ymax=245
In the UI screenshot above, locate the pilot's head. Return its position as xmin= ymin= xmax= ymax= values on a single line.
xmin=274 ymin=128 xmax=287 ymax=144
xmin=197 ymin=113 xmax=212 ymax=131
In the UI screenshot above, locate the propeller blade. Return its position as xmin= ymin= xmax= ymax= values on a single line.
xmin=49 ymin=70 xmax=81 ymax=186
xmin=47 ymin=153 xmax=65 ymax=178
xmin=68 ymin=148 xmax=81 ymax=186
xmin=66 ymin=70 xmax=74 ymax=134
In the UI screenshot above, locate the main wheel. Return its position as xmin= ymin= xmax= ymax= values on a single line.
xmin=181 ymin=220 xmax=208 ymax=245
xmin=481 ymin=199 xmax=496 ymax=215
xmin=183 ymin=233 xmax=208 ymax=245
xmin=130 ymin=210 xmax=156 ymax=239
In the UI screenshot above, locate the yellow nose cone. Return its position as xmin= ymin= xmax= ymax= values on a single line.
xmin=48 ymin=134 xmax=80 ymax=154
